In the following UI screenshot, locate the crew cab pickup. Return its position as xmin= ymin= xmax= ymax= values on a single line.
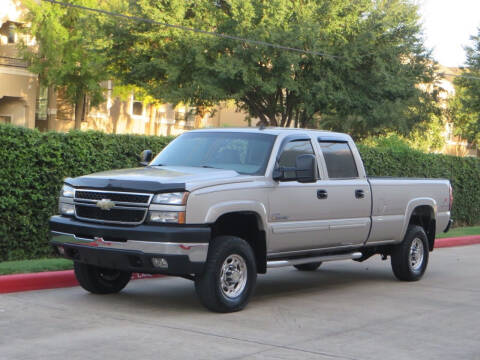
xmin=50 ymin=128 xmax=453 ymax=312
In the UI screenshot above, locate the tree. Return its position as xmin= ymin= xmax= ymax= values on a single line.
xmin=450 ymin=27 xmax=480 ymax=145
xmin=21 ymin=0 xmax=109 ymax=129
xmin=106 ymin=0 xmax=437 ymax=138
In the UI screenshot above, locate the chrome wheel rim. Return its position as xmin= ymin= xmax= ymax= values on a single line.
xmin=220 ymin=254 xmax=248 ymax=299
xmin=409 ymin=238 xmax=424 ymax=272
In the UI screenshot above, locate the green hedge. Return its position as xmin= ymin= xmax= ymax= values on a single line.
xmin=1 ymin=124 xmax=479 ymax=261
xmin=358 ymin=145 xmax=480 ymax=228
xmin=0 ymin=125 xmax=173 ymax=261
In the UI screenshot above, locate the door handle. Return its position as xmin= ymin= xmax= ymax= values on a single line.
xmin=317 ymin=189 xmax=328 ymax=199
xmin=355 ymin=189 xmax=365 ymax=199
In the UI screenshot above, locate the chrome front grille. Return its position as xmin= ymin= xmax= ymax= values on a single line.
xmin=75 ymin=191 xmax=150 ymax=204
xmin=73 ymin=189 xmax=152 ymax=225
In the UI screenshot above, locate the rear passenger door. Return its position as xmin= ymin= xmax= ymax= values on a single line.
xmin=316 ymin=139 xmax=372 ymax=246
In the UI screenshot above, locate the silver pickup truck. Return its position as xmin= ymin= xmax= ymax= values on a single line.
xmin=50 ymin=128 xmax=453 ymax=312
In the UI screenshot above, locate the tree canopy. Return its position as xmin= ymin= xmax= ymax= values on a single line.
xmin=21 ymin=0 xmax=111 ymax=128
xmin=450 ymin=27 xmax=480 ymax=145
xmin=105 ymin=0 xmax=437 ymax=138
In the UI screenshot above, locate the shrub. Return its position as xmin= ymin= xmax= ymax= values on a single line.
xmin=0 ymin=125 xmax=172 ymax=261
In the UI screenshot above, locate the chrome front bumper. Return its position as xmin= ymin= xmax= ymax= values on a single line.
xmin=50 ymin=231 xmax=209 ymax=263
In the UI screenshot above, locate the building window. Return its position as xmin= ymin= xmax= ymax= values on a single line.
xmin=132 ymin=101 xmax=143 ymax=116
xmin=0 ymin=115 xmax=12 ymax=124
xmin=175 ymin=109 xmax=186 ymax=122
xmin=7 ymin=23 xmax=16 ymax=44
xmin=36 ymin=86 xmax=48 ymax=121
xmin=131 ymin=93 xmax=144 ymax=117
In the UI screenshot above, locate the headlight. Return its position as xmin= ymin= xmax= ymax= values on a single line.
xmin=151 ymin=192 xmax=188 ymax=205
xmin=148 ymin=211 xmax=185 ymax=224
xmin=60 ymin=184 xmax=75 ymax=198
xmin=59 ymin=203 xmax=75 ymax=216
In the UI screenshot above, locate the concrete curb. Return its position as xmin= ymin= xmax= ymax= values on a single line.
xmin=0 ymin=271 xmax=162 ymax=294
xmin=0 ymin=270 xmax=78 ymax=294
xmin=435 ymin=235 xmax=480 ymax=248
xmin=1 ymin=235 xmax=479 ymax=295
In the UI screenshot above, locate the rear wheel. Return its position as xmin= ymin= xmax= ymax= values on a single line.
xmin=294 ymin=262 xmax=322 ymax=271
xmin=391 ymin=225 xmax=429 ymax=281
xmin=74 ymin=262 xmax=131 ymax=294
xmin=195 ymin=236 xmax=257 ymax=313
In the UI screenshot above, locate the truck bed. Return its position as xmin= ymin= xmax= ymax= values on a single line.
xmin=366 ymin=177 xmax=451 ymax=244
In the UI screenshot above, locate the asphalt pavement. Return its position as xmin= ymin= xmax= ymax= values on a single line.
xmin=1 ymin=245 xmax=479 ymax=360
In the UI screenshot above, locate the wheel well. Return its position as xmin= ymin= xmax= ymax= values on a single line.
xmin=409 ymin=205 xmax=436 ymax=251
xmin=211 ymin=212 xmax=267 ymax=273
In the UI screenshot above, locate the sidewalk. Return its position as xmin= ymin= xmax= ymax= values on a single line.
xmin=1 ymin=235 xmax=479 ymax=295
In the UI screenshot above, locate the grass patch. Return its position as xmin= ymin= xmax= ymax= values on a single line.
xmin=437 ymin=225 xmax=480 ymax=239
xmin=0 ymin=258 xmax=73 ymax=275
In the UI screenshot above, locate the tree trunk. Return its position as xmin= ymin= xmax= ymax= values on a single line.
xmin=74 ymin=94 xmax=85 ymax=130
xmin=46 ymin=85 xmax=57 ymax=131
xmin=195 ymin=106 xmax=209 ymax=128
xmin=299 ymin=110 xmax=307 ymax=128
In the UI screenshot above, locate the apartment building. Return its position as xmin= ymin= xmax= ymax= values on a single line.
xmin=0 ymin=1 xmax=37 ymax=128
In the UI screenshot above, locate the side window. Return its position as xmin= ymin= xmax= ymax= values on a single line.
xmin=278 ymin=140 xmax=315 ymax=180
xmin=319 ymin=141 xmax=358 ymax=179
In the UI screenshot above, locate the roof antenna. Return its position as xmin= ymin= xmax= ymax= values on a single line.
xmin=258 ymin=122 xmax=267 ymax=130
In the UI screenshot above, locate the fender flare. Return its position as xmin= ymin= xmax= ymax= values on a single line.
xmin=399 ymin=198 xmax=437 ymax=241
xmin=204 ymin=200 xmax=268 ymax=230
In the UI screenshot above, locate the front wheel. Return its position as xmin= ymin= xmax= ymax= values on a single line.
xmin=195 ymin=236 xmax=257 ymax=313
xmin=74 ymin=262 xmax=131 ymax=294
xmin=391 ymin=225 xmax=429 ymax=281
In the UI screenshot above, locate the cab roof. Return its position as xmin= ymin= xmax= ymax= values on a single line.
xmin=190 ymin=127 xmax=352 ymax=141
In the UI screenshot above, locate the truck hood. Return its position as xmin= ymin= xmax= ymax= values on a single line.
xmin=64 ymin=166 xmax=253 ymax=193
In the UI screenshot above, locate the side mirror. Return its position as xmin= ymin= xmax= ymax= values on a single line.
xmin=139 ymin=149 xmax=153 ymax=166
xmin=273 ymin=154 xmax=316 ymax=183
xmin=272 ymin=167 xmax=284 ymax=181
xmin=295 ymin=154 xmax=316 ymax=183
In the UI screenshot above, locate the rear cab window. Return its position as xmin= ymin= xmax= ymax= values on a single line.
xmin=318 ymin=140 xmax=359 ymax=179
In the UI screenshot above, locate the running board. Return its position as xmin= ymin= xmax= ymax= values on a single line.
xmin=267 ymin=252 xmax=363 ymax=268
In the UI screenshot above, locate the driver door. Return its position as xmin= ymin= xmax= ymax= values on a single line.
xmin=268 ymin=136 xmax=329 ymax=254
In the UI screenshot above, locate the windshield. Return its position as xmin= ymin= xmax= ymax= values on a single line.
xmin=150 ymin=132 xmax=276 ymax=175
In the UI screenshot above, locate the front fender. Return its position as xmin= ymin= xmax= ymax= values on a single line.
xmin=204 ymin=200 xmax=268 ymax=230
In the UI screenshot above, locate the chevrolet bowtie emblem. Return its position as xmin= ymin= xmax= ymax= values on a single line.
xmin=96 ymin=198 xmax=115 ymax=211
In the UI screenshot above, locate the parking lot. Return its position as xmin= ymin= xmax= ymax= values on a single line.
xmin=1 ymin=245 xmax=479 ymax=360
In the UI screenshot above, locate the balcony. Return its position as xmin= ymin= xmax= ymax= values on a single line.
xmin=0 ymin=55 xmax=27 ymax=68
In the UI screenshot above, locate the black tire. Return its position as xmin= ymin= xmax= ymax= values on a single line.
xmin=294 ymin=262 xmax=322 ymax=271
xmin=74 ymin=262 xmax=131 ymax=294
xmin=195 ymin=236 xmax=257 ymax=313
xmin=391 ymin=225 xmax=429 ymax=281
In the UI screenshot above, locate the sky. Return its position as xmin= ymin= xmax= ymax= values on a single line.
xmin=420 ymin=0 xmax=480 ymax=67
